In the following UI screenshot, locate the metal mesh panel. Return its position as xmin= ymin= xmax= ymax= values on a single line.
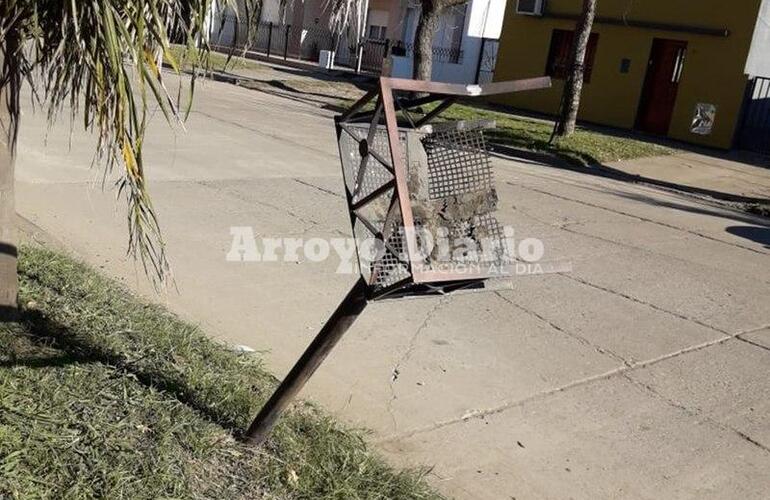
xmin=406 ymin=122 xmax=509 ymax=276
xmin=338 ymin=112 xmax=510 ymax=295
xmin=352 ymin=205 xmax=410 ymax=292
xmin=338 ymin=127 xmax=361 ymax=194
xmin=340 ymin=124 xmax=405 ymax=205
xmin=421 ymin=126 xmax=494 ymax=199
xmin=339 ymin=124 xmax=412 ymax=293
xmin=372 ymin=203 xmax=411 ymax=290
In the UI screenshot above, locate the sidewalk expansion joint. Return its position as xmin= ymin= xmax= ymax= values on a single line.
xmin=376 ymin=323 xmax=770 ymax=445
xmin=494 ymin=290 xmax=632 ymax=366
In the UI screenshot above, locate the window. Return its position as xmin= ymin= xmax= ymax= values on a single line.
xmin=431 ymin=4 xmax=466 ymax=64
xmin=446 ymin=4 xmax=467 ymax=64
xmin=368 ymin=25 xmax=387 ymax=40
xmin=671 ymin=46 xmax=686 ymax=83
xmin=545 ymin=29 xmax=599 ymax=83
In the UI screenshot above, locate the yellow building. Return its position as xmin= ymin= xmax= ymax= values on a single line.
xmin=493 ymin=0 xmax=770 ymax=149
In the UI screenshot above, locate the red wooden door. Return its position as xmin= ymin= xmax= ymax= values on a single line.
xmin=636 ymin=39 xmax=688 ymax=135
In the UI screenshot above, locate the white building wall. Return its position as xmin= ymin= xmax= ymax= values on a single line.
xmin=391 ymin=0 xmax=503 ymax=83
xmin=207 ymin=0 xmax=502 ymax=83
xmin=746 ymin=0 xmax=770 ymax=77
xmin=261 ymin=0 xmax=284 ymax=23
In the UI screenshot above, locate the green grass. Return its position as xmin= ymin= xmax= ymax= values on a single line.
xmin=440 ymin=104 xmax=676 ymax=167
xmin=168 ymin=43 xmax=673 ymax=168
xmin=167 ymin=44 xmax=267 ymax=73
xmin=745 ymin=202 xmax=770 ymax=218
xmin=0 ymin=245 xmax=442 ymax=500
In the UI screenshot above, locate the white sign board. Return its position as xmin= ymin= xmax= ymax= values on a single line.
xmin=691 ymin=103 xmax=717 ymax=135
xmin=467 ymin=0 xmax=508 ymax=39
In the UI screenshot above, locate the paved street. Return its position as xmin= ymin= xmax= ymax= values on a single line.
xmin=15 ymin=75 xmax=770 ymax=499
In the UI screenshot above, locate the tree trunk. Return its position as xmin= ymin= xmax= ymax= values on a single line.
xmin=554 ymin=0 xmax=597 ymax=138
xmin=0 ymin=44 xmax=19 ymax=319
xmin=412 ymin=0 xmax=441 ymax=80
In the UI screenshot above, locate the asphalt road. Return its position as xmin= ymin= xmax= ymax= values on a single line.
xmin=15 ymin=75 xmax=770 ymax=500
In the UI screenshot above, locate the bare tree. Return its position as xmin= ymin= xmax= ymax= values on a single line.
xmin=412 ymin=0 xmax=465 ymax=80
xmin=553 ymin=0 xmax=597 ymax=139
xmin=0 ymin=45 xmax=19 ymax=317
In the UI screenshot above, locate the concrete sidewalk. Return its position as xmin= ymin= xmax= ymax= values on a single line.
xmin=606 ymin=151 xmax=770 ymax=202
xmin=15 ymin=75 xmax=770 ymax=499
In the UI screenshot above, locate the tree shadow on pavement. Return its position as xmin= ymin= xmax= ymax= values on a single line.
xmin=270 ymin=65 xmax=375 ymax=90
xmin=6 ymin=308 xmax=265 ymax=435
xmin=725 ymin=226 xmax=770 ymax=249
xmin=492 ymin=144 xmax=770 ymax=205
xmin=608 ymin=190 xmax=770 ymax=227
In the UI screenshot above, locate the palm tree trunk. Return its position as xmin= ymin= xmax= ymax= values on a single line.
xmin=554 ymin=0 xmax=597 ymax=138
xmin=0 ymin=47 xmax=19 ymax=319
xmin=412 ymin=0 xmax=441 ymax=80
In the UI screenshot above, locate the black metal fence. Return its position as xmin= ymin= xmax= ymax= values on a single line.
xmin=738 ymin=76 xmax=770 ymax=155
xmin=210 ymin=17 xmax=463 ymax=74
xmin=475 ymin=39 xmax=498 ymax=84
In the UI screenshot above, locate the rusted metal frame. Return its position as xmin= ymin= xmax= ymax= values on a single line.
xmin=351 ymin=179 xmax=396 ymax=211
xmin=337 ymin=123 xmax=394 ymax=174
xmin=245 ymin=276 xmax=369 ymax=446
xmin=368 ymin=276 xmax=414 ymax=300
xmin=380 ymin=78 xmax=422 ymax=276
xmin=344 ymin=108 xmax=381 ymax=124
xmin=394 ymin=95 xmax=418 ymax=129
xmin=394 ymin=93 xmax=447 ymax=110
xmin=347 ymin=94 xmax=445 ymax=123
xmin=376 ymin=189 xmax=403 ymax=254
xmin=352 ymin=96 xmax=384 ymax=200
xmin=337 ymin=122 xmax=361 ymax=139
xmin=412 ymin=268 xmax=498 ymax=283
xmin=414 ymin=97 xmax=457 ymax=128
xmin=378 ymin=76 xmax=550 ymax=284
xmin=338 ymin=89 xmax=378 ymax=122
xmin=334 ymin=118 xmax=370 ymax=285
xmin=382 ymin=76 xmax=552 ymax=97
xmin=372 ymin=278 xmax=484 ymax=300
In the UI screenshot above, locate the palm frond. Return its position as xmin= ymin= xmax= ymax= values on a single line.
xmin=0 ymin=0 xmax=259 ymax=286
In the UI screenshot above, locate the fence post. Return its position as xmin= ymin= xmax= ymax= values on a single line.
xmin=474 ymin=38 xmax=487 ymax=84
xmin=356 ymin=40 xmax=364 ymax=74
xmin=267 ymin=22 xmax=273 ymax=58
xmin=284 ymin=25 xmax=290 ymax=60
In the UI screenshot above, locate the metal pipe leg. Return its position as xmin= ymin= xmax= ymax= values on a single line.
xmin=245 ymin=277 xmax=369 ymax=445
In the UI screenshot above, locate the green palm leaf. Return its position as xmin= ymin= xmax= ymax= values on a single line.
xmin=0 ymin=0 xmax=259 ymax=285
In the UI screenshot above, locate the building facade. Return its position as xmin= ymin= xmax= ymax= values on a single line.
xmin=210 ymin=0 xmax=504 ymax=84
xmin=493 ymin=0 xmax=770 ymax=149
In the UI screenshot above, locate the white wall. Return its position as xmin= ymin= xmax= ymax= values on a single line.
xmin=391 ymin=0 xmax=501 ymax=83
xmin=746 ymin=0 xmax=770 ymax=77
xmin=261 ymin=0 xmax=284 ymax=23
